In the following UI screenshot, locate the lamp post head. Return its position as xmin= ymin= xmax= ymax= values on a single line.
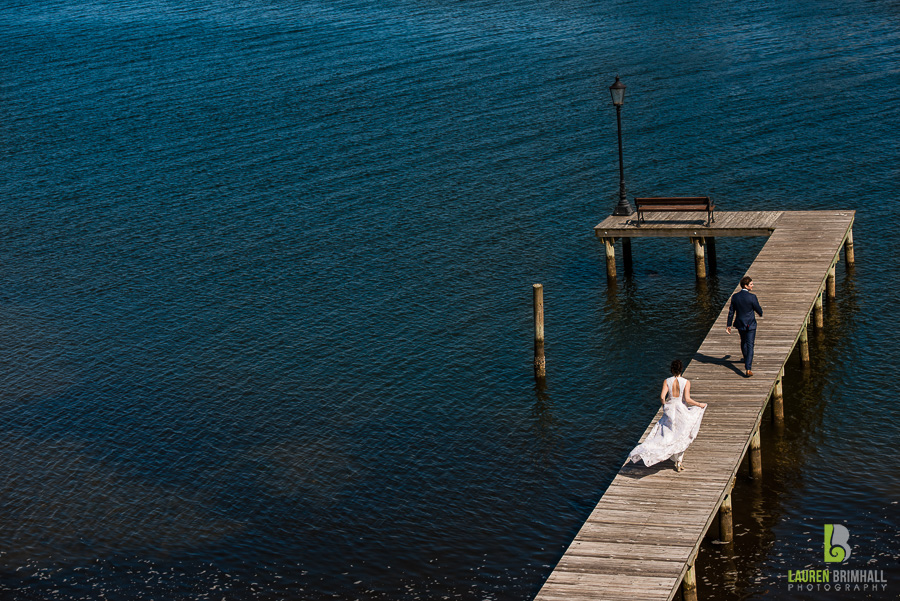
xmin=609 ymin=75 xmax=626 ymax=107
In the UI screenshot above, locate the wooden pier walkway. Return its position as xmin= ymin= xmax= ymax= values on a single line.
xmin=534 ymin=210 xmax=855 ymax=601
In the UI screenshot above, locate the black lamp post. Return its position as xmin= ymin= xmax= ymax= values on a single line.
xmin=609 ymin=76 xmax=635 ymax=216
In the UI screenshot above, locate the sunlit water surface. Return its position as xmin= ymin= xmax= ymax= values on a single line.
xmin=1 ymin=0 xmax=898 ymax=599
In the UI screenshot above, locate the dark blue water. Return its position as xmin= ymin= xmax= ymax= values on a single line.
xmin=1 ymin=0 xmax=898 ymax=599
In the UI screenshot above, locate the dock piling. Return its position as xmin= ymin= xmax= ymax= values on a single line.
xmin=718 ymin=484 xmax=734 ymax=543
xmin=826 ymin=266 xmax=836 ymax=299
xmin=799 ymin=320 xmax=810 ymax=363
xmin=681 ymin=563 xmax=698 ymax=601
xmin=844 ymin=228 xmax=855 ymax=265
xmin=814 ymin=292 xmax=824 ymax=329
xmin=772 ymin=368 xmax=784 ymax=424
xmin=533 ymin=284 xmax=545 ymax=378
xmin=691 ymin=237 xmax=706 ymax=279
xmin=603 ymin=238 xmax=616 ymax=279
xmin=622 ymin=238 xmax=633 ymax=275
xmin=707 ymin=237 xmax=717 ymax=275
xmin=749 ymin=429 xmax=762 ymax=479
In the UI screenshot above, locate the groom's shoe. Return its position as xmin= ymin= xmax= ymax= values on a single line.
xmin=746 ymin=370 xmax=754 ymax=377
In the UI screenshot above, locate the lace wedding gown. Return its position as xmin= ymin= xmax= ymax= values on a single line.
xmin=629 ymin=376 xmax=706 ymax=467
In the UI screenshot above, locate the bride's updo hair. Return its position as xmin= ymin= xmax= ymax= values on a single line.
xmin=670 ymin=359 xmax=683 ymax=376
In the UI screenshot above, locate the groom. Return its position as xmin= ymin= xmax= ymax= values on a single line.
xmin=726 ymin=276 xmax=763 ymax=377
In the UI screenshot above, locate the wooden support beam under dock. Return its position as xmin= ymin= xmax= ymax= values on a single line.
xmin=536 ymin=210 xmax=855 ymax=601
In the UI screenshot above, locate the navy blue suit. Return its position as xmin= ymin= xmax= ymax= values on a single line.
xmin=727 ymin=288 xmax=763 ymax=371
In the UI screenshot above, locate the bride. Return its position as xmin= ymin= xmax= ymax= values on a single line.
xmin=629 ymin=360 xmax=707 ymax=472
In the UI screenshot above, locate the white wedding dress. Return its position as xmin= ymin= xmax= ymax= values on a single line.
xmin=629 ymin=376 xmax=706 ymax=467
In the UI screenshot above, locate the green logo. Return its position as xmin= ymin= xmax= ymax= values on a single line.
xmin=824 ymin=524 xmax=851 ymax=563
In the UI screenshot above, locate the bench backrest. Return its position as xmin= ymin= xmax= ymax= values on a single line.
xmin=635 ymin=197 xmax=712 ymax=208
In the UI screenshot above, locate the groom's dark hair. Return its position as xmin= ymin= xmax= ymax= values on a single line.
xmin=740 ymin=276 xmax=753 ymax=289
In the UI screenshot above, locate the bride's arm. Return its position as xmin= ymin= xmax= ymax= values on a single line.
xmin=683 ymin=381 xmax=708 ymax=408
xmin=660 ymin=381 xmax=669 ymax=405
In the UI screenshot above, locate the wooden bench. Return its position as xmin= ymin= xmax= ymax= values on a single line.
xmin=635 ymin=197 xmax=715 ymax=226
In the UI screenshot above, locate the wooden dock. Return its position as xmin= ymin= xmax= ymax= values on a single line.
xmin=534 ymin=210 xmax=855 ymax=601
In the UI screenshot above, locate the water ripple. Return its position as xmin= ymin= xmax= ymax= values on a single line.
xmin=1 ymin=0 xmax=899 ymax=599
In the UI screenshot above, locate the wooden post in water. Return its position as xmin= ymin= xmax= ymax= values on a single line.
xmin=749 ymin=429 xmax=762 ymax=479
xmin=691 ymin=237 xmax=706 ymax=279
xmin=622 ymin=237 xmax=633 ymax=276
xmin=814 ymin=292 xmax=824 ymax=329
xmin=844 ymin=228 xmax=855 ymax=265
xmin=603 ymin=238 xmax=616 ymax=280
xmin=799 ymin=319 xmax=810 ymax=364
xmin=718 ymin=483 xmax=734 ymax=543
xmin=533 ymin=284 xmax=546 ymax=378
xmin=682 ymin=563 xmax=698 ymax=601
xmin=772 ymin=368 xmax=784 ymax=424
xmin=707 ymin=237 xmax=717 ymax=275
xmin=826 ymin=266 xmax=836 ymax=299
